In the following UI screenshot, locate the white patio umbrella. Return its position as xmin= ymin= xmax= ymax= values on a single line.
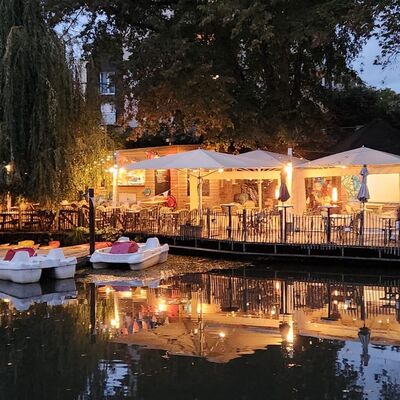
xmin=126 ymin=149 xmax=265 ymax=211
xmin=237 ymin=149 xmax=306 ymax=166
xmin=301 ymin=146 xmax=400 ymax=168
xmin=238 ymin=150 xmax=304 ymax=210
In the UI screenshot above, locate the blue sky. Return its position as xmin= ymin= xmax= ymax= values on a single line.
xmin=354 ymin=38 xmax=400 ymax=92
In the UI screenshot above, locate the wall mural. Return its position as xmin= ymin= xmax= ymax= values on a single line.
xmin=341 ymin=175 xmax=361 ymax=202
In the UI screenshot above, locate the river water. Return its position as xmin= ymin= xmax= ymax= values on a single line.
xmin=0 ymin=256 xmax=399 ymax=400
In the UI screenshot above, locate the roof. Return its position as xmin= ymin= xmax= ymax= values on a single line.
xmin=331 ymin=119 xmax=400 ymax=155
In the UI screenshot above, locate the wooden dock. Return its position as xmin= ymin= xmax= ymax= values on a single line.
xmin=130 ymin=234 xmax=400 ymax=264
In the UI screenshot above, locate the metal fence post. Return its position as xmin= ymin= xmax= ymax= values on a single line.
xmin=242 ymin=209 xmax=247 ymax=242
xmin=206 ymin=208 xmax=211 ymax=239
xmin=89 ymin=188 xmax=95 ymax=255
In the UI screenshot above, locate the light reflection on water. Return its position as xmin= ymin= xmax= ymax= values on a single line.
xmin=0 ymin=265 xmax=399 ymax=399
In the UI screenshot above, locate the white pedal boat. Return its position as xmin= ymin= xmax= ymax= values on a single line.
xmin=90 ymin=237 xmax=169 ymax=270
xmin=0 ymin=249 xmax=77 ymax=284
xmin=35 ymin=248 xmax=77 ymax=280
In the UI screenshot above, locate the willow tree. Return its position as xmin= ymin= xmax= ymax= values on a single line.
xmin=0 ymin=0 xmax=76 ymax=204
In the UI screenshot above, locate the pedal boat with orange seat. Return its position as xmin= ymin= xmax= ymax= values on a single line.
xmin=90 ymin=237 xmax=169 ymax=270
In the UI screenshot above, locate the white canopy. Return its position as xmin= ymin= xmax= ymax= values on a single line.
xmin=126 ymin=148 xmax=265 ymax=171
xmin=301 ymin=146 xmax=400 ymax=168
xmin=237 ymin=149 xmax=306 ymax=167
xmin=127 ymin=149 xmax=266 ymax=211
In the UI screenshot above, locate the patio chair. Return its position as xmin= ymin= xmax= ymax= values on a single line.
xmin=139 ymin=208 xmax=156 ymax=232
xmin=177 ymin=209 xmax=190 ymax=225
xmin=243 ymin=200 xmax=256 ymax=209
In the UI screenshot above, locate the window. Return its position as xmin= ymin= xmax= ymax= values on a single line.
xmin=155 ymin=169 xmax=171 ymax=195
xmin=99 ymin=72 xmax=116 ymax=95
xmin=118 ymin=170 xmax=146 ymax=186
xmin=100 ymin=103 xmax=116 ymax=125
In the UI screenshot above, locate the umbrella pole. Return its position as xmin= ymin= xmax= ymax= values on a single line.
xmin=359 ymin=202 xmax=365 ymax=245
xmin=198 ymin=171 xmax=203 ymax=222
xmin=258 ymin=178 xmax=263 ymax=211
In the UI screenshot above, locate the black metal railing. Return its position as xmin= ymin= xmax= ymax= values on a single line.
xmin=0 ymin=206 xmax=399 ymax=249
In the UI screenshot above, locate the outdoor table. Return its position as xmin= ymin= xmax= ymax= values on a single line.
xmin=319 ymin=205 xmax=340 ymax=243
xmin=277 ymin=205 xmax=293 ymax=243
xmin=141 ymin=199 xmax=166 ymax=208
xmin=220 ymin=203 xmax=237 ymax=239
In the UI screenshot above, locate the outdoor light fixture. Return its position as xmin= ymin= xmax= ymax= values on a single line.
xmin=218 ymin=331 xmax=226 ymax=338
xmin=218 ymin=168 xmax=224 ymax=173
xmin=275 ymin=188 xmax=280 ymax=200
xmin=284 ymin=162 xmax=293 ymax=181
xmin=5 ymin=163 xmax=12 ymax=174
xmin=332 ymin=187 xmax=338 ymax=203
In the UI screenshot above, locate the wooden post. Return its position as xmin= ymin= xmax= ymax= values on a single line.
xmin=227 ymin=205 xmax=232 ymax=240
xmin=89 ymin=282 xmax=97 ymax=343
xmin=206 ymin=208 xmax=211 ymax=238
xmin=279 ymin=209 xmax=284 ymax=243
xmin=89 ymin=188 xmax=95 ymax=255
xmin=242 ymin=208 xmax=247 ymax=242
xmin=327 ymin=206 xmax=332 ymax=243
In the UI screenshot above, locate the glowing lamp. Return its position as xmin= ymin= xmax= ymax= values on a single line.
xmin=275 ymin=188 xmax=280 ymax=200
xmin=332 ymin=187 xmax=338 ymax=203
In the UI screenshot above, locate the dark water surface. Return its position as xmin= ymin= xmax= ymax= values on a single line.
xmin=0 ymin=257 xmax=399 ymax=400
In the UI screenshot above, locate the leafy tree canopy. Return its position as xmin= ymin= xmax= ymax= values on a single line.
xmin=45 ymin=0 xmax=378 ymax=151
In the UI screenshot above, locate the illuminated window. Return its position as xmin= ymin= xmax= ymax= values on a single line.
xmin=118 ymin=169 xmax=146 ymax=186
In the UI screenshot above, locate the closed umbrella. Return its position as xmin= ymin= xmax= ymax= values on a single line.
xmin=357 ymin=165 xmax=370 ymax=204
xmin=278 ymin=169 xmax=290 ymax=203
xmin=357 ymin=165 xmax=369 ymax=243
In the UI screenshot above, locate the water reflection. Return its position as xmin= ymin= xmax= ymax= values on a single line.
xmin=0 ymin=268 xmax=398 ymax=399
xmin=94 ymin=271 xmax=400 ymax=356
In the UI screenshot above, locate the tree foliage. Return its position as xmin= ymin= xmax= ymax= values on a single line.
xmin=328 ymin=86 xmax=400 ymax=129
xmin=44 ymin=0 xmax=378 ymax=151
xmin=0 ymin=0 xmax=76 ymax=204
xmin=0 ymin=0 xmax=114 ymax=205
xmin=375 ymin=0 xmax=400 ymax=63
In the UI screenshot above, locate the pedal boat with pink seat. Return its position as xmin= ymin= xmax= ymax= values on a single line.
xmin=90 ymin=237 xmax=169 ymax=270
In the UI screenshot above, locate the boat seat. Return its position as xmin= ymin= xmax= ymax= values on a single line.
xmin=47 ymin=248 xmax=65 ymax=259
xmin=5 ymin=250 xmax=32 ymax=263
xmin=4 ymin=247 xmax=36 ymax=261
xmin=145 ymin=237 xmax=160 ymax=249
xmin=110 ymin=241 xmax=139 ymax=254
